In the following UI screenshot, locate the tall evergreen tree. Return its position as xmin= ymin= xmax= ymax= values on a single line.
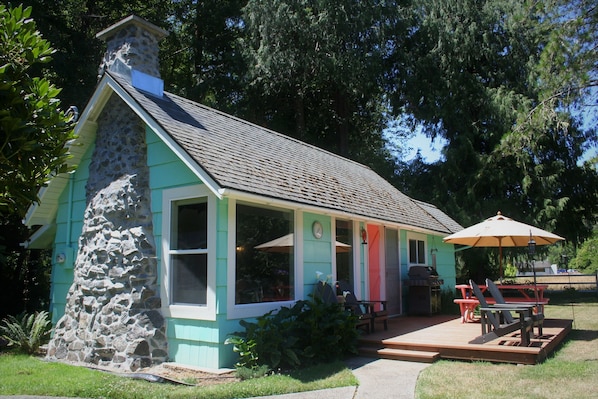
xmin=388 ymin=0 xmax=597 ymax=277
xmin=161 ymin=0 xmax=247 ymax=113
xmin=241 ymin=0 xmax=403 ymax=173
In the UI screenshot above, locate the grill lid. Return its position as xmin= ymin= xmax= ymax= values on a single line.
xmin=408 ymin=266 xmax=438 ymax=279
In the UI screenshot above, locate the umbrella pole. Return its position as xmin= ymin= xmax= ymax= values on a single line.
xmin=499 ymin=240 xmax=503 ymax=283
xmin=528 ymin=234 xmax=539 ymax=308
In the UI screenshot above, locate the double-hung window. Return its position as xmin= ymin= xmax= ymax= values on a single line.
xmin=408 ymin=233 xmax=427 ymax=266
xmin=171 ymin=198 xmax=208 ymax=305
xmin=162 ymin=185 xmax=215 ymax=320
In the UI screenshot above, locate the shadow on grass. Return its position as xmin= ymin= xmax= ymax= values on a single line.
xmin=567 ymin=329 xmax=598 ymax=342
xmin=286 ymin=360 xmax=348 ymax=383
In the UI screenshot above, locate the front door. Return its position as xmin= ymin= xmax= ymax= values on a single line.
xmin=385 ymin=228 xmax=401 ymax=315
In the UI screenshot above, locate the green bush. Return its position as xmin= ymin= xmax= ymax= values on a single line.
xmin=0 ymin=311 xmax=51 ymax=354
xmin=226 ymin=297 xmax=359 ymax=372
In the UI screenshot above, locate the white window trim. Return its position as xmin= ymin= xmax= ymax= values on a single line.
xmin=227 ymin=198 xmax=298 ymax=320
xmin=161 ymin=185 xmax=216 ymax=321
xmin=407 ymin=231 xmax=427 ymax=267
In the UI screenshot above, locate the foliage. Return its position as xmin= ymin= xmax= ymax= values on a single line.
xmin=161 ymin=0 xmax=246 ymax=113
xmin=241 ymin=0 xmax=400 ymax=175
xmin=22 ymin=0 xmax=174 ymax=109
xmin=569 ymin=235 xmax=598 ymax=274
xmin=391 ymin=0 xmax=598 ymax=280
xmin=503 ymin=263 xmax=518 ymax=278
xmin=0 ymin=4 xmax=76 ymax=219
xmin=0 ymin=311 xmax=51 ymax=354
xmin=226 ymin=297 xmax=359 ymax=371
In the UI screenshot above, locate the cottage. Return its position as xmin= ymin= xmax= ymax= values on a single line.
xmin=25 ymin=16 xmax=461 ymax=371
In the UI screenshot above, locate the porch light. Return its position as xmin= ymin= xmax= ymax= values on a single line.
xmin=361 ymin=228 xmax=367 ymax=245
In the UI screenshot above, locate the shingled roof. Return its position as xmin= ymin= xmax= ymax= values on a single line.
xmin=108 ymin=73 xmax=460 ymax=234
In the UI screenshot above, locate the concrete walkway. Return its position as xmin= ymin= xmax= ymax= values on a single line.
xmin=249 ymin=357 xmax=430 ymax=399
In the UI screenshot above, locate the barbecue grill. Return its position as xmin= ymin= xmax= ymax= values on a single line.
xmin=406 ymin=266 xmax=443 ymax=315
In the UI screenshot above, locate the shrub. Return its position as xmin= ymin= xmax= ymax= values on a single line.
xmin=0 ymin=311 xmax=51 ymax=354
xmin=226 ymin=297 xmax=359 ymax=372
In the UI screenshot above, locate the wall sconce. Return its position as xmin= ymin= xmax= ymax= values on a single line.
xmin=360 ymin=228 xmax=367 ymax=245
xmin=56 ymin=253 xmax=66 ymax=264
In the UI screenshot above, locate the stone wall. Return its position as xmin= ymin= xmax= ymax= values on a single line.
xmin=46 ymin=94 xmax=168 ymax=371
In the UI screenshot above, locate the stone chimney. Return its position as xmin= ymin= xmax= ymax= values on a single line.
xmin=96 ymin=15 xmax=168 ymax=96
xmin=46 ymin=16 xmax=169 ymax=371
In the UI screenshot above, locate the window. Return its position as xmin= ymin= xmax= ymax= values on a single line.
xmin=408 ymin=236 xmax=427 ymax=265
xmin=336 ymin=219 xmax=354 ymax=287
xmin=170 ymin=199 xmax=207 ymax=305
xmin=161 ymin=185 xmax=215 ymax=320
xmin=235 ymin=203 xmax=294 ymax=304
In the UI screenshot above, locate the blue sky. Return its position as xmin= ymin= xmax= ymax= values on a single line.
xmin=404 ymin=131 xmax=596 ymax=165
xmin=403 ymin=132 xmax=446 ymax=163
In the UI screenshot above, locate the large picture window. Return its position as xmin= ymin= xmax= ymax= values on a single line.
xmin=235 ymin=203 xmax=294 ymax=304
xmin=170 ymin=199 xmax=208 ymax=305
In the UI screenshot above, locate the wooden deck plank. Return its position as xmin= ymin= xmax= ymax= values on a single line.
xmin=358 ymin=315 xmax=572 ymax=365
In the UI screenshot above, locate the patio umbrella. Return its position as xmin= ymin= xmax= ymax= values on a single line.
xmin=443 ymin=211 xmax=565 ymax=277
xmin=255 ymin=233 xmax=351 ymax=253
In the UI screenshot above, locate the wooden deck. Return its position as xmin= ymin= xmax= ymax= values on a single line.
xmin=359 ymin=315 xmax=572 ymax=365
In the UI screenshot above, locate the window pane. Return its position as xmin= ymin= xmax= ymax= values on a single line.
xmin=409 ymin=239 xmax=417 ymax=263
xmin=417 ymin=240 xmax=426 ymax=264
xmin=172 ymin=254 xmax=207 ymax=305
xmin=174 ymin=200 xmax=207 ymax=250
xmin=235 ymin=204 xmax=294 ymax=304
xmin=336 ymin=220 xmax=353 ymax=287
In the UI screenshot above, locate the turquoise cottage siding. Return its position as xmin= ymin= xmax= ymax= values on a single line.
xmin=399 ymin=230 xmax=456 ymax=313
xmin=49 ymin=143 xmax=94 ymax=325
xmin=303 ymin=213 xmax=333 ymax=291
xmin=146 ymin=126 xmax=223 ymax=369
xmin=147 ymin=127 xmax=254 ymax=368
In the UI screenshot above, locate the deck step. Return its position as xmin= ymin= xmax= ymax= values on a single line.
xmin=359 ymin=346 xmax=440 ymax=363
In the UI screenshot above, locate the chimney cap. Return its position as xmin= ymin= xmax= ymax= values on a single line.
xmin=96 ymin=15 xmax=168 ymax=41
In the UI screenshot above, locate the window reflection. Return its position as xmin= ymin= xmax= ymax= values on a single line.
xmin=235 ymin=203 xmax=294 ymax=304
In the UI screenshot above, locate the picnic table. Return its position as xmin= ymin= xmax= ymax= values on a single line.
xmin=454 ymin=283 xmax=549 ymax=323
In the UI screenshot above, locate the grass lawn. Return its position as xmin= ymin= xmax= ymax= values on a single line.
xmin=0 ymin=355 xmax=357 ymax=399
xmin=416 ymin=291 xmax=598 ymax=399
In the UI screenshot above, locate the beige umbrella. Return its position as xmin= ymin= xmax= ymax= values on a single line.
xmin=443 ymin=211 xmax=565 ymax=277
xmin=255 ymin=233 xmax=351 ymax=253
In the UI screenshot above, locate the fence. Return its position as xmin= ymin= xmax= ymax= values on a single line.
xmin=513 ymin=272 xmax=598 ymax=295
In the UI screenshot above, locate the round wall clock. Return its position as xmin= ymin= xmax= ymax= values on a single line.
xmin=312 ymin=221 xmax=323 ymax=239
